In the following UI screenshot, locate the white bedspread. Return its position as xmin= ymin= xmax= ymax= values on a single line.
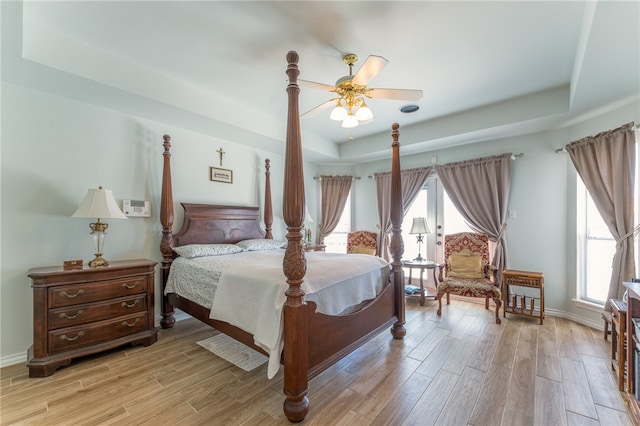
xmin=166 ymin=250 xmax=390 ymax=378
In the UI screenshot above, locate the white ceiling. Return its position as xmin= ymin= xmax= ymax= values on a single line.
xmin=3 ymin=1 xmax=639 ymax=164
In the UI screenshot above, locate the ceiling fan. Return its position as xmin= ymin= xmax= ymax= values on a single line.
xmin=300 ymin=53 xmax=423 ymax=129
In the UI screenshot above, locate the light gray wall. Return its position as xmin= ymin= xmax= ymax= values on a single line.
xmin=1 ymin=80 xmax=637 ymax=365
xmin=323 ymin=101 xmax=639 ymax=328
xmin=1 ymin=81 xmax=318 ymax=364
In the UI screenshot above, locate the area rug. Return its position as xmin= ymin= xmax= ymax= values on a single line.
xmin=196 ymin=333 xmax=268 ymax=371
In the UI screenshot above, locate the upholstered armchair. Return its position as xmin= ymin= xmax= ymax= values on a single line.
xmin=437 ymin=232 xmax=502 ymax=324
xmin=347 ymin=231 xmax=378 ymax=256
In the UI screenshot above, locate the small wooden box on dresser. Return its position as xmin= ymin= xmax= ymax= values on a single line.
xmin=27 ymin=259 xmax=159 ymax=378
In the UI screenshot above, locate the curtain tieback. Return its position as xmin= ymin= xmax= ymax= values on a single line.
xmin=496 ymin=223 xmax=508 ymax=242
xmin=616 ymin=224 xmax=640 ymax=246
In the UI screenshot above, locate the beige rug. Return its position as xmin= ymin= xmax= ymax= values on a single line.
xmin=196 ymin=333 xmax=268 ymax=371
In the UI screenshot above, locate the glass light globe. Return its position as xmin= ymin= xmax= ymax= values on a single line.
xmin=342 ymin=114 xmax=359 ymax=128
xmin=355 ymin=105 xmax=373 ymax=121
xmin=330 ymin=105 xmax=348 ymax=121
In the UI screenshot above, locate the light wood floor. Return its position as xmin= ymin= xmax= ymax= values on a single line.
xmin=1 ymin=299 xmax=634 ymax=425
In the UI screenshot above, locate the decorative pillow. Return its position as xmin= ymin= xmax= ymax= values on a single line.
xmin=350 ymin=245 xmax=376 ymax=256
xmin=173 ymin=244 xmax=244 ymax=259
xmin=448 ymin=254 xmax=484 ymax=279
xmin=236 ymin=239 xmax=286 ymax=251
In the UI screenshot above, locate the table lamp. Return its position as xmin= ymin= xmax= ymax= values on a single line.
xmin=304 ymin=205 xmax=314 ymax=245
xmin=72 ymin=186 xmax=127 ymax=267
xmin=409 ymin=217 xmax=431 ymax=262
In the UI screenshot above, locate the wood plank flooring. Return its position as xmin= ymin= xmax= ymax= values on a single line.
xmin=1 ymin=299 xmax=634 ymax=425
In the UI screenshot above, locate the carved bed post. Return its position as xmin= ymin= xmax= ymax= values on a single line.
xmin=389 ymin=123 xmax=406 ymax=339
xmin=160 ymin=135 xmax=176 ymax=329
xmin=282 ymin=50 xmax=309 ymax=423
xmin=264 ymin=159 xmax=273 ymax=239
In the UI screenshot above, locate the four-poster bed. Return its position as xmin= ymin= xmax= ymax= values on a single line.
xmin=159 ymin=51 xmax=406 ymax=422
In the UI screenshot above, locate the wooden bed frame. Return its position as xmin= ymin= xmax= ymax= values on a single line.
xmin=159 ymin=51 xmax=406 ymax=422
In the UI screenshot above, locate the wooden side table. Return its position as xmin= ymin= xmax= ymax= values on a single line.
xmin=503 ymin=269 xmax=544 ymax=324
xmin=611 ymin=299 xmax=627 ymax=391
xmin=402 ymin=260 xmax=442 ymax=306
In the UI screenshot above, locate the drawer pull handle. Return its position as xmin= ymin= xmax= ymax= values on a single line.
xmin=122 ymin=318 xmax=140 ymax=328
xmin=60 ymin=331 xmax=85 ymax=342
xmin=121 ymin=281 xmax=141 ymax=290
xmin=59 ymin=289 xmax=84 ymax=298
xmin=121 ymin=300 xmax=139 ymax=309
xmin=60 ymin=310 xmax=84 ymax=320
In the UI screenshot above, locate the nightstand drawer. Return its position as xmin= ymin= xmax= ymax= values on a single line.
xmin=49 ymin=277 xmax=147 ymax=308
xmin=48 ymin=294 xmax=147 ymax=329
xmin=48 ymin=312 xmax=148 ymax=354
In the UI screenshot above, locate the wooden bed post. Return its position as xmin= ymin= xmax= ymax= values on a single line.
xmin=389 ymin=123 xmax=406 ymax=339
xmin=282 ymin=50 xmax=309 ymax=423
xmin=160 ymin=135 xmax=176 ymax=329
xmin=264 ymin=159 xmax=273 ymax=239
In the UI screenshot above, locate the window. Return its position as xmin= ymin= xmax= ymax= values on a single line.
xmin=577 ymin=181 xmax=616 ymax=304
xmin=401 ymin=177 xmax=472 ymax=263
xmin=576 ymin=135 xmax=639 ymax=305
xmin=323 ymin=192 xmax=351 ymax=253
xmin=443 ymin=188 xmax=474 ymax=235
xmin=402 ymin=190 xmax=428 ymax=261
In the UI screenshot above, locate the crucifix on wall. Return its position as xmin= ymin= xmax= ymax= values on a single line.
xmin=216 ymin=147 xmax=226 ymax=166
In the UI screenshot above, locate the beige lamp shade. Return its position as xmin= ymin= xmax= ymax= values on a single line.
xmin=72 ymin=187 xmax=127 ymax=219
xmin=72 ymin=186 xmax=126 ymax=268
xmin=410 ymin=217 xmax=430 ymax=235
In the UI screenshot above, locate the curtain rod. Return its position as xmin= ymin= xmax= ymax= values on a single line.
xmin=556 ymin=123 xmax=639 ymax=153
xmin=313 ymin=176 xmax=361 ymax=181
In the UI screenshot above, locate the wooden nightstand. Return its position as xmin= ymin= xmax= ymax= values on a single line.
xmin=303 ymin=244 xmax=326 ymax=252
xmin=27 ymin=259 xmax=159 ymax=377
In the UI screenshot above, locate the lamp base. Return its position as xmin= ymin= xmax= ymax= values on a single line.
xmin=88 ymin=254 xmax=109 ymax=268
xmin=414 ymin=254 xmax=425 ymax=262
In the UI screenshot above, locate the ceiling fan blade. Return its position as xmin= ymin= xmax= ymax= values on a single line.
xmin=299 ymin=79 xmax=336 ymax=92
xmin=301 ymin=99 xmax=338 ymax=119
xmin=352 ymin=55 xmax=389 ymax=86
xmin=367 ymin=88 xmax=423 ymax=101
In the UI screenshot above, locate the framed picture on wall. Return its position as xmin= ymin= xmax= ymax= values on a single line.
xmin=210 ymin=167 xmax=233 ymax=183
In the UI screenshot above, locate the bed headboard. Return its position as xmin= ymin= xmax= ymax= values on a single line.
xmin=159 ymin=134 xmax=274 ymax=326
xmin=173 ymin=203 xmax=266 ymax=247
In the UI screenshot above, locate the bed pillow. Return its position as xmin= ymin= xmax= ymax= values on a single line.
xmin=447 ymin=254 xmax=484 ymax=279
xmin=173 ymin=244 xmax=244 ymax=259
xmin=350 ymin=245 xmax=376 ymax=256
xmin=236 ymin=238 xmax=286 ymax=251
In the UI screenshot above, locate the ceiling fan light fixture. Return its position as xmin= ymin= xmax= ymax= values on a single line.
xmin=355 ymin=101 xmax=373 ymax=121
xmin=342 ymin=114 xmax=359 ymax=128
xmin=330 ymin=103 xmax=348 ymax=121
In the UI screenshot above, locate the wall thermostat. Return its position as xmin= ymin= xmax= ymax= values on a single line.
xmin=123 ymin=200 xmax=151 ymax=217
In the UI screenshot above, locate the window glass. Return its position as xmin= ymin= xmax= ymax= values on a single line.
xmin=578 ymin=181 xmax=615 ymax=304
xmin=443 ymin=190 xmax=473 ymax=235
xmin=324 ymin=192 xmax=350 ymax=253
xmin=402 ymin=190 xmax=428 ymax=261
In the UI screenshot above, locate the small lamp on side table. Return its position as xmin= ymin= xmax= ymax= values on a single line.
xmin=410 ymin=217 xmax=431 ymax=262
xmin=72 ymin=186 xmax=127 ymax=267
xmin=304 ymin=205 xmax=314 ymax=245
